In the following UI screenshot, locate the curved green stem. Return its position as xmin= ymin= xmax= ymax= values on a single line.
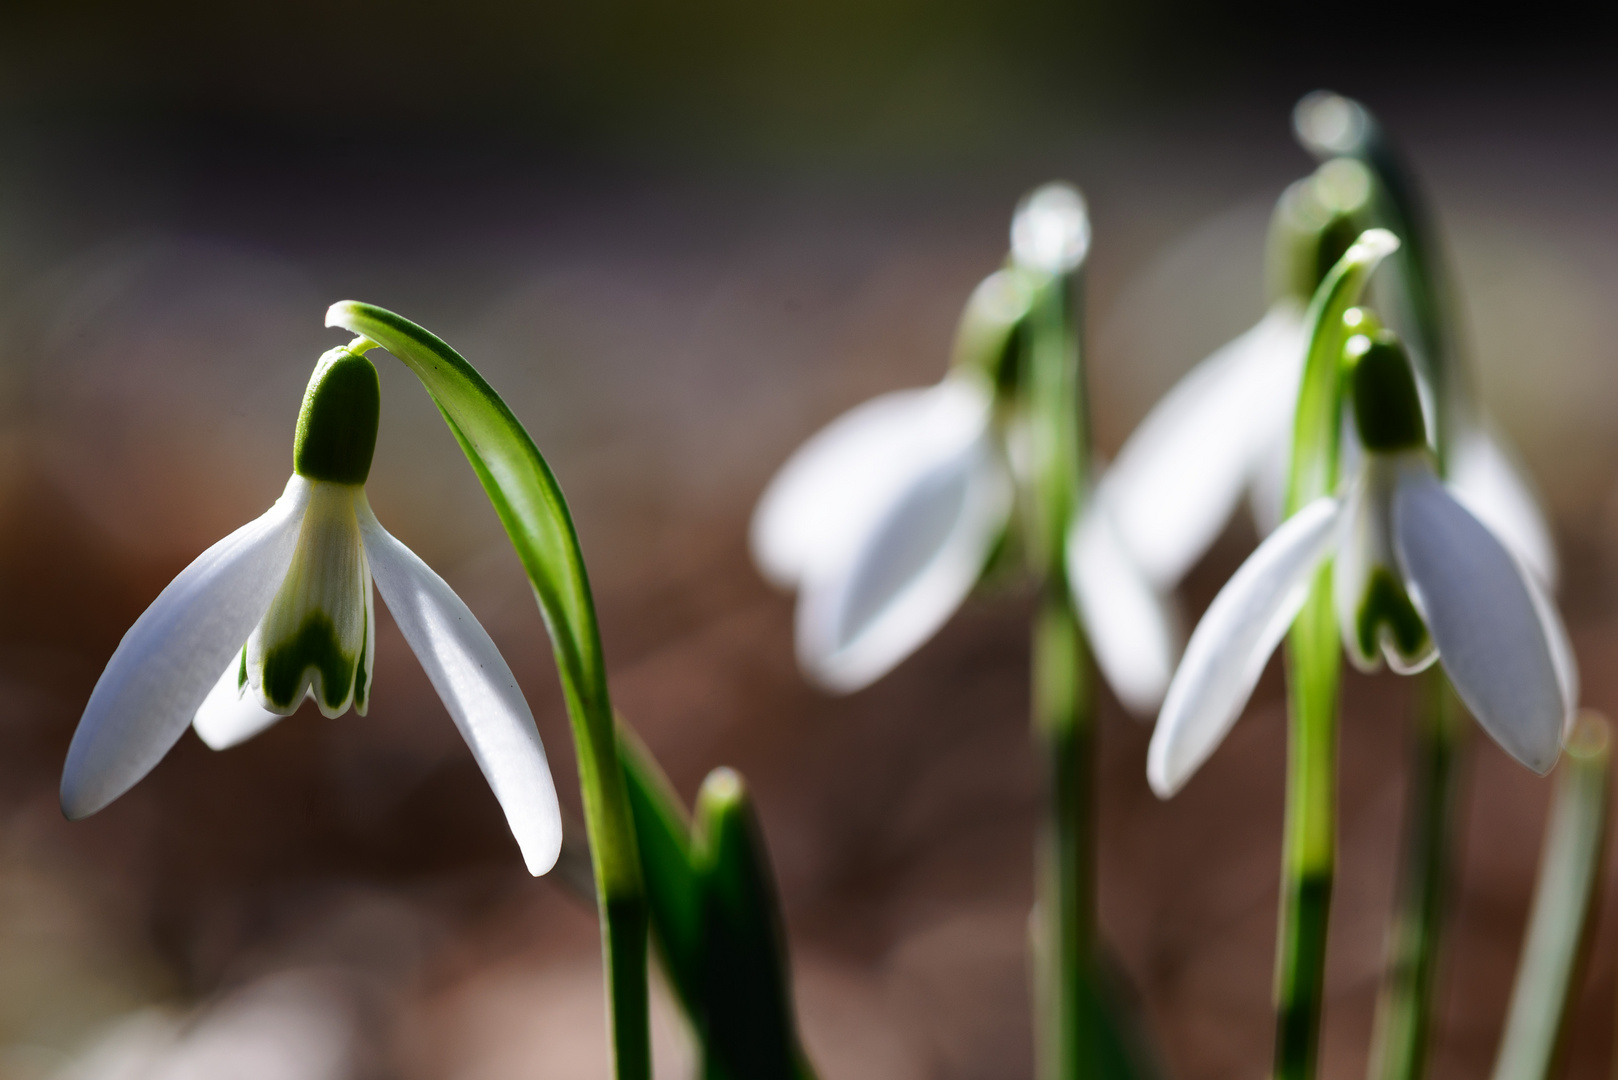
xmin=1275 ymin=231 xmax=1399 ymax=1080
xmin=325 ymin=302 xmax=649 ymax=1080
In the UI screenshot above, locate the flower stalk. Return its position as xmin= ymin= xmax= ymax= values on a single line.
xmin=1366 ymin=671 xmax=1465 ymax=1080
xmin=325 ymin=302 xmax=650 ymax=1080
xmin=1013 ymin=185 xmax=1098 ymax=1080
xmin=1275 ymin=230 xmax=1399 ymax=1080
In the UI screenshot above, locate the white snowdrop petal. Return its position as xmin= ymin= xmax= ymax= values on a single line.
xmin=192 ymin=656 xmax=290 ymax=750
xmin=359 ymin=502 xmax=562 ymax=876
xmin=1148 ymin=496 xmax=1342 ymax=797
xmin=751 ymin=379 xmax=993 ymax=589
xmin=1102 ymin=304 xmax=1306 ymax=588
xmin=1449 ymin=424 xmax=1559 ymax=588
xmin=1067 ymin=501 xmax=1181 ymax=716
xmin=1392 ymin=460 xmax=1564 ymax=774
xmin=61 ymin=477 xmax=312 ymax=819
xmin=1522 ymin=560 xmax=1579 ymax=737
xmin=795 ymin=432 xmax=1012 ymax=693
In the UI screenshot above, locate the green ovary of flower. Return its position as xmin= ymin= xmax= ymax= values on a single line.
xmin=294 ymin=347 xmax=381 ymax=484
xmin=1350 ymin=332 xmax=1427 ymax=452
xmin=1355 ymin=565 xmax=1429 ymax=663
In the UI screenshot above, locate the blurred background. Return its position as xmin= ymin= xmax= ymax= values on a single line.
xmin=0 ymin=2 xmax=1613 ymax=1077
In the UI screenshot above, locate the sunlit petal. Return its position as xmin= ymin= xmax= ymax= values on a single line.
xmin=1449 ymin=423 xmax=1559 ymax=588
xmin=795 ymin=431 xmax=1013 ymax=693
xmin=751 ymin=378 xmax=993 ymax=589
xmin=1067 ymin=501 xmax=1182 ymax=716
xmin=1101 ymin=303 xmax=1306 ymax=587
xmin=358 ymin=501 xmax=562 ymax=876
xmin=1392 ymin=458 xmax=1563 ymax=774
xmin=62 ymin=477 xmax=313 ymax=819
xmin=193 ymin=654 xmax=293 ymax=750
xmin=1148 ymin=496 xmax=1341 ymax=797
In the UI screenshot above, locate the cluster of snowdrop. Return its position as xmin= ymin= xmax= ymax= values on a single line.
xmin=755 ymin=134 xmax=1575 ymax=792
xmin=48 ymin=90 xmax=1598 ymax=1080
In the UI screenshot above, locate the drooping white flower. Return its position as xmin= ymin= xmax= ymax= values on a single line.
xmin=752 ymin=185 xmax=1177 ymax=712
xmin=1148 ymin=332 xmax=1576 ymax=797
xmin=1099 ymin=164 xmax=1559 ymax=593
xmin=60 ymin=345 xmax=562 ymax=875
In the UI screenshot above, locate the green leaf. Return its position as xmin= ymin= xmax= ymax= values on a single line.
xmin=1491 ymin=712 xmax=1611 ymax=1080
xmin=619 ymin=722 xmax=703 ymax=1014
xmin=692 ymin=768 xmax=815 ymax=1080
xmin=324 ymin=301 xmax=649 ymax=1080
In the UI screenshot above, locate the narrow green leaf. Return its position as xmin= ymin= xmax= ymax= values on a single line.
xmin=692 ymin=768 xmax=816 ymax=1080
xmin=1491 ymin=712 xmax=1611 ymax=1080
xmin=619 ymin=721 xmax=704 ymax=1014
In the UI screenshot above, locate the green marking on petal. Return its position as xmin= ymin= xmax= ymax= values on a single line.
xmin=1357 ymin=566 xmax=1430 ymax=663
xmin=1348 ymin=332 xmax=1427 ymax=451
xmin=237 ymin=646 xmax=248 ymax=691
xmin=294 ymin=347 xmax=381 ymax=484
xmin=260 ymin=612 xmax=358 ymax=712
xmin=354 ymin=605 xmax=371 ymax=712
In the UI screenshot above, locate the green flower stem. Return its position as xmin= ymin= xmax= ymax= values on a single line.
xmin=1276 ymin=231 xmax=1399 ymax=1080
xmin=324 ymin=302 xmax=650 ymax=1080
xmin=1033 ymin=589 xmax=1098 ymax=1080
xmin=1491 ymin=712 xmax=1611 ymax=1080
xmin=1297 ymin=98 xmax=1492 ymax=1080
xmin=1019 ymin=259 xmax=1096 ymax=1080
xmin=1367 ymin=671 xmax=1466 ymax=1080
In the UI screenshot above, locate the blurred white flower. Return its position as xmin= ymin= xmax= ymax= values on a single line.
xmin=753 ymin=186 xmax=1177 ymax=712
xmin=1149 ymin=333 xmax=1575 ymax=796
xmin=1098 ymin=166 xmax=1558 ymax=595
xmin=52 ymin=974 xmax=357 ymax=1080
xmin=60 ymin=345 xmax=561 ymax=876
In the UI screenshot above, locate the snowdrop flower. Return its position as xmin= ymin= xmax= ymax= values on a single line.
xmin=752 ymin=184 xmax=1176 ymax=711
xmin=1098 ymin=160 xmax=1558 ymax=593
xmin=1148 ymin=331 xmax=1576 ymax=796
xmin=60 ymin=344 xmax=562 ymax=875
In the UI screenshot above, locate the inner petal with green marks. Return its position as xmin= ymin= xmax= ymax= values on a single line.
xmin=1333 ymin=454 xmax=1437 ymax=674
xmin=1355 ymin=565 xmax=1435 ymax=673
xmin=245 ymin=481 xmax=374 ymax=717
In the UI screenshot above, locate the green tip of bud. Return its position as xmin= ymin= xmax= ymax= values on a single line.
xmin=1348 ymin=331 xmax=1427 ymax=452
xmin=1266 ymin=158 xmax=1376 ymax=305
xmin=293 ymin=347 xmax=381 ymax=485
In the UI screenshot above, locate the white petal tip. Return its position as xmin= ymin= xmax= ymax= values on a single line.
xmin=520 ymin=837 xmax=563 ymax=877
xmin=1145 ymin=761 xmax=1182 ymax=801
xmin=59 ymin=789 xmax=97 ymax=822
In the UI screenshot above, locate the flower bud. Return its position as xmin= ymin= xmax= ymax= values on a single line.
xmin=1265 ymin=159 xmax=1374 ymax=306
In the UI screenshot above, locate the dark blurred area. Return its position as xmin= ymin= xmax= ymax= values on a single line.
xmin=0 ymin=2 xmax=1612 ymax=1078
